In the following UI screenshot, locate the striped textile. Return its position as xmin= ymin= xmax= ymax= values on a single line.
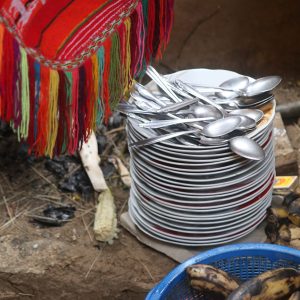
xmin=0 ymin=0 xmax=174 ymax=156
xmin=0 ymin=0 xmax=138 ymax=69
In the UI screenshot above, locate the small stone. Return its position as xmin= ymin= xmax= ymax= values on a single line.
xmin=45 ymin=160 xmax=66 ymax=177
xmin=33 ymin=243 xmax=39 ymax=249
xmin=72 ymin=228 xmax=77 ymax=241
xmin=58 ymin=179 xmax=77 ymax=193
xmin=97 ymin=135 xmax=107 ymax=154
xmin=41 ymin=232 xmax=51 ymax=239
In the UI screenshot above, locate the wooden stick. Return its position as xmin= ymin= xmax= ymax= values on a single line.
xmin=105 ymin=126 xmax=126 ymax=135
xmin=79 ymin=131 xmax=108 ymax=192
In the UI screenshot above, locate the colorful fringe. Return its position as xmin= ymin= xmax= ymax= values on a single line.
xmin=0 ymin=0 xmax=174 ymax=157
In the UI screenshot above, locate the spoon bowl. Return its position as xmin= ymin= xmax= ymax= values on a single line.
xmin=229 ymin=108 xmax=264 ymax=123
xmin=202 ymin=116 xmax=242 ymax=138
xmin=237 ymin=115 xmax=257 ymax=131
xmin=175 ymin=80 xmax=227 ymax=117
xmin=229 ymin=136 xmax=265 ymax=161
xmin=199 ymin=136 xmax=228 ymax=146
xmin=237 ymin=93 xmax=274 ymax=108
xmin=192 ymin=104 xmax=223 ymax=119
xmin=245 ymin=76 xmax=281 ymax=97
xmin=216 ymin=92 xmax=274 ymax=108
xmin=216 ymin=76 xmax=250 ymax=99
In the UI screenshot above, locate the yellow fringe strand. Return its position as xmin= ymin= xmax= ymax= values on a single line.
xmin=91 ymin=54 xmax=99 ymax=130
xmin=123 ymin=18 xmax=132 ymax=95
xmin=18 ymin=48 xmax=30 ymax=140
xmin=46 ymin=70 xmax=59 ymax=157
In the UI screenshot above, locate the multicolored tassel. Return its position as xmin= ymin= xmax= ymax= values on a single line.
xmin=0 ymin=0 xmax=174 ymax=157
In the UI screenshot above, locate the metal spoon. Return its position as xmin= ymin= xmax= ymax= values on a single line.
xmin=134 ymin=83 xmax=167 ymax=107
xmin=130 ymin=93 xmax=161 ymax=111
xmin=199 ymin=136 xmax=228 ymax=145
xmin=156 ymin=98 xmax=200 ymax=113
xmin=177 ymin=104 xmax=223 ymax=119
xmin=117 ymin=105 xmax=156 ymax=115
xmin=229 ymin=136 xmax=265 ymax=161
xmin=185 ymin=76 xmax=249 ymax=96
xmin=191 ymin=75 xmax=281 ymax=99
xmin=130 ymin=129 xmax=199 ymax=148
xmin=216 ymin=92 xmax=274 ymax=108
xmin=198 ymin=130 xmax=246 ymax=146
xmin=236 ymin=93 xmax=274 ymax=108
xmin=146 ymin=66 xmax=182 ymax=103
xmin=245 ymin=76 xmax=281 ymax=97
xmin=133 ymin=83 xmax=204 ymax=130
xmin=192 ymin=104 xmax=223 ymax=119
xmin=229 ymin=108 xmax=264 ymax=123
xmin=216 ymin=76 xmax=250 ymax=99
xmin=165 ymin=80 xmax=194 ymax=99
xmin=236 ymin=115 xmax=257 ymax=130
xmin=175 ymin=80 xmax=227 ymax=117
xmin=201 ymin=116 xmax=242 ymax=138
xmin=139 ymin=117 xmax=213 ymax=129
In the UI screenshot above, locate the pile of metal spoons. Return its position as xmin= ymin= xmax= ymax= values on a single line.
xmin=122 ymin=67 xmax=278 ymax=246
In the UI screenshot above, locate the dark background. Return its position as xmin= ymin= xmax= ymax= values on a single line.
xmin=161 ymin=0 xmax=300 ymax=80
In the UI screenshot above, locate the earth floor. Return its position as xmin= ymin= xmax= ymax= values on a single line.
xmin=1 ymin=0 xmax=300 ymax=298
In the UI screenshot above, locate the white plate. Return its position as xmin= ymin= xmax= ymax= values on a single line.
xmin=132 ymin=138 xmax=273 ymax=185
xmin=133 ymin=173 xmax=273 ymax=211
xmin=131 ymin=180 xmax=273 ymax=220
xmin=129 ymin=195 xmax=270 ymax=245
xmin=129 ymin=131 xmax=273 ymax=174
xmin=131 ymin=149 xmax=274 ymax=192
xmin=132 ymin=162 xmax=274 ymax=199
xmin=133 ymin=170 xmax=274 ymax=204
xmin=130 ymin=186 xmax=270 ymax=233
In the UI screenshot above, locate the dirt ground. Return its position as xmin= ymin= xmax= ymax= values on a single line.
xmin=1 ymin=1 xmax=300 ymax=299
xmin=1 ymin=91 xmax=299 ymax=300
xmin=0 ymin=134 xmax=176 ymax=300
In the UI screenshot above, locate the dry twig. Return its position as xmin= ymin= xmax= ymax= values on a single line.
xmin=105 ymin=126 xmax=126 ymax=136
xmin=85 ymin=244 xmax=106 ymax=279
xmin=82 ymin=216 xmax=93 ymax=243
xmin=30 ymin=166 xmax=58 ymax=190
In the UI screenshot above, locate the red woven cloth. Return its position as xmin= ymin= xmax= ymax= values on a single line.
xmin=0 ymin=0 xmax=138 ymax=69
xmin=0 ymin=0 xmax=174 ymax=156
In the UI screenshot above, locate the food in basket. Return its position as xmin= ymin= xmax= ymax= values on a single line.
xmin=288 ymin=198 xmax=300 ymax=227
xmin=186 ymin=264 xmax=239 ymax=299
xmin=270 ymin=207 xmax=289 ymax=220
xmin=279 ymin=224 xmax=300 ymax=242
xmin=227 ymin=268 xmax=300 ymax=300
xmin=265 ymin=192 xmax=300 ymax=249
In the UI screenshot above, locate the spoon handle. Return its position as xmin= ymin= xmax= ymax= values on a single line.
xmin=134 ymin=82 xmax=167 ymax=107
xmin=132 ymin=82 xmax=204 ymax=130
xmin=146 ymin=66 xmax=182 ymax=103
xmin=165 ymin=80 xmax=194 ymax=99
xmin=117 ymin=107 xmax=156 ymax=114
xmin=130 ymin=129 xmax=199 ymax=148
xmin=156 ymin=98 xmax=200 ymax=113
xmin=139 ymin=118 xmax=209 ymax=129
xmin=176 ymin=80 xmax=227 ymax=117
xmin=188 ymin=84 xmax=244 ymax=94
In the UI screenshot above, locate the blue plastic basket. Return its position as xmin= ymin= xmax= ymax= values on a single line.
xmin=146 ymin=243 xmax=300 ymax=300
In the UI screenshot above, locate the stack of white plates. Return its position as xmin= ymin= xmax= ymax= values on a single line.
xmin=127 ymin=69 xmax=276 ymax=246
